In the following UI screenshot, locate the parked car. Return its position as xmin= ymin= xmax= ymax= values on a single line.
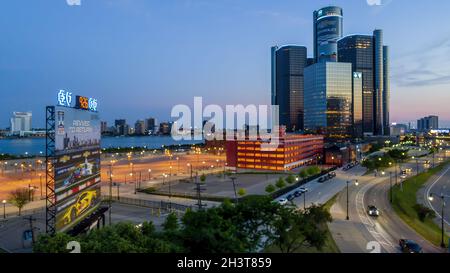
xmin=367 ymin=205 xmax=380 ymax=217
xmin=318 ymin=176 xmax=328 ymax=183
xmin=298 ymin=187 xmax=308 ymax=193
xmin=327 ymin=172 xmax=336 ymax=179
xmin=400 ymin=174 xmax=407 ymax=179
xmin=287 ymin=194 xmax=295 ymax=201
xmin=399 ymin=239 xmax=423 ymax=253
xmin=278 ymin=198 xmax=288 ymax=206
xmin=294 ymin=190 xmax=302 ymax=197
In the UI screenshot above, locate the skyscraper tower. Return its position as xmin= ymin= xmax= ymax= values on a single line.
xmin=338 ymin=35 xmax=375 ymax=136
xmin=383 ymin=45 xmax=390 ymax=135
xmin=271 ymin=45 xmax=307 ymax=132
xmin=313 ymin=6 xmax=344 ymax=63
xmin=373 ymin=29 xmax=384 ymax=135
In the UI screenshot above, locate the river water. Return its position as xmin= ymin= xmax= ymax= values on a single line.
xmin=0 ymin=136 xmax=203 ymax=156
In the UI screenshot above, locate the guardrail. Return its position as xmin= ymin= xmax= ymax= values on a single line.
xmin=103 ymin=196 xmax=193 ymax=213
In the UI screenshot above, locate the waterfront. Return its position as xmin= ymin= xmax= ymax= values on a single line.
xmin=0 ymin=136 xmax=203 ymax=156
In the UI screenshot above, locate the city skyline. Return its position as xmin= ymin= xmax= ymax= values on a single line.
xmin=1 ymin=0 xmax=450 ymax=128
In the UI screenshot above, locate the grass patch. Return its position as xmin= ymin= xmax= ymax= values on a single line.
xmin=264 ymin=194 xmax=340 ymax=253
xmin=391 ymin=161 xmax=450 ymax=247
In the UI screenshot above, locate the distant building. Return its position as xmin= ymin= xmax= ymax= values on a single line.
xmin=390 ymin=123 xmax=408 ymax=136
xmin=226 ymin=128 xmax=324 ymax=171
xmin=145 ymin=118 xmax=157 ymax=134
xmin=271 ymin=45 xmax=307 ymax=132
xmin=304 ymin=62 xmax=353 ymax=140
xmin=101 ymin=121 xmax=108 ymax=134
xmin=159 ymin=122 xmax=172 ymax=135
xmin=10 ymin=112 xmax=32 ymax=136
xmin=134 ymin=120 xmax=146 ymax=135
xmin=114 ymin=119 xmax=127 ymax=136
xmin=417 ymin=116 xmax=439 ymax=132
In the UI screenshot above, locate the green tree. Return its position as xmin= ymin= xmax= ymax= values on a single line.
xmin=286 ymin=175 xmax=295 ymax=184
xmin=298 ymin=169 xmax=308 ymax=179
xmin=33 ymin=233 xmax=74 ymax=253
xmin=163 ymin=212 xmax=179 ymax=231
xmin=265 ymin=184 xmax=276 ymax=193
xmin=8 ymin=188 xmax=30 ymax=216
xmin=275 ymin=178 xmax=286 ymax=189
xmin=199 ymin=174 xmax=206 ymax=183
xmin=271 ymin=205 xmax=332 ymax=253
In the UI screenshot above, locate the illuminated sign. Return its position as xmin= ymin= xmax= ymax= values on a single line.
xmin=353 ymin=72 xmax=362 ymax=79
xmin=57 ymin=90 xmax=73 ymax=107
xmin=57 ymin=91 xmax=98 ymax=112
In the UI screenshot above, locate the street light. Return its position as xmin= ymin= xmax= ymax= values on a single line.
xmin=389 ymin=171 xmax=393 ymax=203
xmin=148 ymin=169 xmax=152 ymax=180
xmin=428 ymin=193 xmax=449 ymax=248
xmin=346 ymin=179 xmax=359 ymax=220
xmin=2 ymin=200 xmax=6 ymax=219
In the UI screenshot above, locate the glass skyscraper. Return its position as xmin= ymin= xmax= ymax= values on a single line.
xmin=338 ymin=35 xmax=375 ymax=135
xmin=313 ymin=6 xmax=343 ymax=63
xmin=373 ymin=29 xmax=384 ymax=135
xmin=271 ymin=45 xmax=307 ymax=132
xmin=304 ymin=62 xmax=353 ymax=140
xmin=383 ymin=45 xmax=390 ymax=135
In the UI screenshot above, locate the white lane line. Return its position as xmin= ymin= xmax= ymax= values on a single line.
xmin=424 ymin=166 xmax=450 ymax=227
xmin=356 ymin=181 xmax=397 ymax=253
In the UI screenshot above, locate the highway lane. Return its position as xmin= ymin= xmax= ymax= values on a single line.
xmin=423 ymin=165 xmax=450 ymax=231
xmin=330 ymin=151 xmax=446 ymax=253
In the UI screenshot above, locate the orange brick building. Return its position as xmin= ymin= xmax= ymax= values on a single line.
xmin=226 ymin=131 xmax=324 ymax=171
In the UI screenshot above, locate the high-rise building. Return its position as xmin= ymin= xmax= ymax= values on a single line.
xmin=159 ymin=122 xmax=172 ymax=135
xmin=337 ymin=30 xmax=390 ymax=136
xmin=271 ymin=45 xmax=307 ymax=132
xmin=338 ymin=35 xmax=375 ymax=135
xmin=101 ymin=121 xmax=108 ymax=134
xmin=352 ymin=72 xmax=363 ymax=139
xmin=10 ymin=112 xmax=32 ymax=135
xmin=304 ymin=62 xmax=353 ymax=140
xmin=313 ymin=6 xmax=344 ymax=63
xmin=114 ymin=119 xmax=127 ymax=136
xmin=383 ymin=45 xmax=390 ymax=135
xmin=417 ymin=116 xmax=439 ymax=132
xmin=145 ymin=118 xmax=157 ymax=134
xmin=373 ymin=29 xmax=384 ymax=135
xmin=134 ymin=120 xmax=146 ymax=135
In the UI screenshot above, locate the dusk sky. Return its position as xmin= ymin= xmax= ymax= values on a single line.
xmin=1 ymin=0 xmax=450 ymax=128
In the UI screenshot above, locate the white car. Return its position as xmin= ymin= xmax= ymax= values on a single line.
xmin=278 ymin=198 xmax=288 ymax=206
xmin=400 ymin=174 xmax=407 ymax=179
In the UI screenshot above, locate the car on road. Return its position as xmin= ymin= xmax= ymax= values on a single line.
xmin=287 ymin=194 xmax=295 ymax=201
xmin=399 ymin=239 xmax=423 ymax=253
xmin=318 ymin=176 xmax=328 ymax=183
xmin=278 ymin=198 xmax=288 ymax=206
xmin=400 ymin=173 xmax=407 ymax=179
xmin=293 ymin=190 xmax=302 ymax=197
xmin=367 ymin=205 xmax=380 ymax=217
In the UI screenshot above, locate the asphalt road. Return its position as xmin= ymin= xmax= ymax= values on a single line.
xmin=329 ymin=151 xmax=446 ymax=253
xmin=423 ymin=165 xmax=450 ymax=232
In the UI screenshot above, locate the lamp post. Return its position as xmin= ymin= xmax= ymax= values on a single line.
xmin=428 ymin=193 xmax=449 ymax=248
xmin=303 ymin=188 xmax=308 ymax=210
xmin=346 ymin=179 xmax=359 ymax=220
xmin=230 ymin=176 xmax=238 ymax=204
xmin=148 ymin=169 xmax=152 ymax=181
xmin=2 ymin=200 xmax=6 ymax=219
xmin=38 ymin=173 xmax=43 ymax=199
xmin=389 ymin=171 xmax=393 ymax=203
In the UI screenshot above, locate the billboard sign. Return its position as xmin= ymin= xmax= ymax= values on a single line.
xmin=53 ymin=90 xmax=101 ymax=232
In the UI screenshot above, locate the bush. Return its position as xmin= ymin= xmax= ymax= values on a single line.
xmin=238 ymin=188 xmax=246 ymax=196
xmin=265 ymin=184 xmax=276 ymax=193
xmin=413 ymin=204 xmax=436 ymax=222
xmin=275 ymin=178 xmax=286 ymax=189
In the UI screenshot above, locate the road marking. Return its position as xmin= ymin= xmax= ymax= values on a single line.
xmin=424 ymin=166 xmax=450 ymax=227
xmin=356 ymin=181 xmax=397 ymax=253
